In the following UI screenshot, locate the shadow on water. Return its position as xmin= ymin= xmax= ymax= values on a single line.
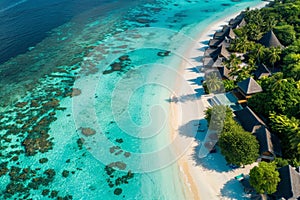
xmin=220 ymin=179 xmax=247 ymax=200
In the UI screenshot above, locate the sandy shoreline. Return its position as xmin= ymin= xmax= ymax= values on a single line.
xmin=171 ymin=1 xmax=269 ymax=199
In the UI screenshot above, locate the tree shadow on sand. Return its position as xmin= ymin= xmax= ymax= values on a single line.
xmin=200 ymin=40 xmax=209 ymax=45
xmin=190 ymin=144 xmax=232 ymax=173
xmin=186 ymin=67 xmax=201 ymax=73
xmin=191 ymin=55 xmax=203 ymax=63
xmin=177 ymin=119 xmax=207 ymax=138
xmin=220 ymin=179 xmax=248 ymax=200
xmin=177 ymin=119 xmax=232 ymax=173
xmin=165 ymin=92 xmax=202 ymax=103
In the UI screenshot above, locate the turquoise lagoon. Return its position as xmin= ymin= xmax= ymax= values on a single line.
xmin=0 ymin=0 xmax=263 ymax=199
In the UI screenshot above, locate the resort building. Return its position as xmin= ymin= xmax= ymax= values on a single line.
xmin=204 ymin=45 xmax=231 ymax=60
xmin=258 ymin=30 xmax=284 ymax=48
xmin=272 ymin=165 xmax=300 ymax=200
xmin=203 ymin=45 xmax=231 ymax=68
xmin=254 ymin=63 xmax=271 ymax=79
xmin=209 ymin=26 xmax=235 ymax=48
xmin=234 ymin=106 xmax=266 ymax=133
xmin=252 ymin=125 xmax=282 ymax=161
xmin=229 ymin=16 xmax=247 ymax=29
xmin=219 ymin=66 xmax=236 ymax=80
xmin=234 ymin=77 xmax=263 ymax=103
xmin=209 ymin=39 xmax=230 ymax=48
xmin=234 ymin=106 xmax=282 ymax=161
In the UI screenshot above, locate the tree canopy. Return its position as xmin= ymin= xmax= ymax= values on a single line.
xmin=205 ymin=105 xmax=232 ymax=131
xmin=205 ymin=106 xmax=259 ymax=166
xmin=248 ymin=73 xmax=300 ymax=118
xmin=269 ymin=113 xmax=300 ymax=160
xmin=249 ymin=162 xmax=280 ymax=194
xmin=219 ymin=124 xmax=259 ymax=166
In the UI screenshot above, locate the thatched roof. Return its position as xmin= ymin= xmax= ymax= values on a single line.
xmin=204 ymin=45 xmax=230 ymax=60
xmin=252 ymin=125 xmax=282 ymax=157
xmin=214 ymin=26 xmax=236 ymax=41
xmin=204 ymin=47 xmax=217 ymax=57
xmin=203 ymin=56 xmax=224 ymax=68
xmin=229 ymin=15 xmax=247 ymax=29
xmin=254 ymin=63 xmax=271 ymax=79
xmin=234 ymin=106 xmax=266 ymax=132
xmin=273 ymin=165 xmax=300 ymax=199
xmin=214 ymin=31 xmax=226 ymax=39
xmin=211 ymin=57 xmax=223 ymax=68
xmin=216 ymin=45 xmax=230 ymax=59
xmin=219 ymin=66 xmax=236 ymax=80
xmin=238 ymin=18 xmax=247 ymax=28
xmin=228 ymin=28 xmax=237 ymax=39
xmin=258 ymin=30 xmax=284 ymax=48
xmin=209 ymin=39 xmax=222 ymax=48
xmin=202 ymin=57 xmax=215 ymax=68
xmin=237 ymin=77 xmax=262 ymax=95
xmin=209 ymin=39 xmax=230 ymax=48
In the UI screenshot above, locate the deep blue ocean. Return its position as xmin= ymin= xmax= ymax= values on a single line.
xmin=0 ymin=0 xmax=121 ymax=64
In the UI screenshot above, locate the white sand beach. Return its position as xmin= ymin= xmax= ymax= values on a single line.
xmin=171 ymin=2 xmax=269 ymax=199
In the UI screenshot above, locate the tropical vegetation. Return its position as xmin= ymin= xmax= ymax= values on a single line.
xmin=205 ymin=105 xmax=259 ymax=166
xmin=225 ymin=0 xmax=300 ymax=165
xmin=249 ymin=162 xmax=280 ymax=194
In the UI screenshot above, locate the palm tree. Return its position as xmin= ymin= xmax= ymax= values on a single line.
xmin=236 ymin=67 xmax=252 ymax=82
xmin=230 ymin=36 xmax=249 ymax=53
xmin=267 ymin=47 xmax=282 ymax=71
xmin=223 ymin=54 xmax=242 ymax=70
xmin=205 ymin=72 xmax=224 ymax=94
xmin=270 ymin=78 xmax=288 ymax=92
xmin=246 ymin=23 xmax=263 ymax=41
xmin=264 ymin=16 xmax=277 ymax=32
xmin=251 ymin=44 xmax=266 ymax=63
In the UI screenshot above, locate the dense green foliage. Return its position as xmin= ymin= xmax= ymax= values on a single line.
xmin=204 ymin=105 xmax=232 ymax=131
xmin=247 ymin=73 xmax=300 ymax=162
xmin=237 ymin=0 xmax=300 ymax=164
xmin=269 ymin=113 xmax=300 ymax=159
xmin=272 ymin=157 xmax=289 ymax=168
xmin=248 ymin=73 xmax=300 ymax=118
xmin=222 ymin=79 xmax=235 ymax=92
xmin=205 ymin=106 xmax=259 ymax=166
xmin=219 ymin=124 xmax=259 ymax=166
xmin=208 ymin=0 xmax=300 ymax=166
xmin=249 ymin=162 xmax=280 ymax=194
xmin=204 ymin=71 xmax=224 ymax=94
xmin=274 ymin=25 xmax=296 ymax=46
